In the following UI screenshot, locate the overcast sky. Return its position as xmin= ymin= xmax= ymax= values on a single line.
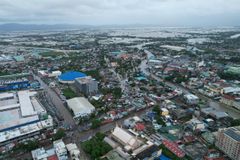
xmin=0 ymin=0 xmax=240 ymax=26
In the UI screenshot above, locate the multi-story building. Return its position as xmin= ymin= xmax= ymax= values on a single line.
xmin=75 ymin=76 xmax=98 ymax=96
xmin=184 ymin=94 xmax=199 ymax=105
xmin=53 ymin=140 xmax=68 ymax=160
xmin=215 ymin=126 xmax=240 ymax=160
xmin=31 ymin=141 xmax=80 ymax=160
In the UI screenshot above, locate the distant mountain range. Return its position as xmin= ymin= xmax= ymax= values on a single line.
xmin=0 ymin=23 xmax=239 ymax=32
xmin=0 ymin=23 xmax=92 ymax=32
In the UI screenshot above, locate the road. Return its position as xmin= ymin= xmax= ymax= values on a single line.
xmin=34 ymin=74 xmax=76 ymax=126
xmin=34 ymin=74 xmax=92 ymax=159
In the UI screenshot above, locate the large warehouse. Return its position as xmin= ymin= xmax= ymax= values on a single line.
xmin=66 ymin=97 xmax=95 ymax=120
xmin=0 ymin=90 xmax=53 ymax=146
xmin=58 ymin=71 xmax=87 ymax=84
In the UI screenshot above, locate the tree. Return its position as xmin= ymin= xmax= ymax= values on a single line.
xmin=13 ymin=140 xmax=39 ymax=152
xmin=53 ymin=128 xmax=65 ymax=140
xmin=81 ymin=132 xmax=112 ymax=159
xmin=91 ymin=119 xmax=102 ymax=129
xmin=153 ymin=105 xmax=161 ymax=115
xmin=231 ymin=119 xmax=240 ymax=127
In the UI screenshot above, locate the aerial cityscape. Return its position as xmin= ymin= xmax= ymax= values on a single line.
xmin=0 ymin=0 xmax=240 ymax=160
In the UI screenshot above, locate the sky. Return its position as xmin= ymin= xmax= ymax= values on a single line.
xmin=0 ymin=0 xmax=240 ymax=26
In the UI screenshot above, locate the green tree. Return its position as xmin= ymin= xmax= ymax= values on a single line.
xmin=91 ymin=119 xmax=102 ymax=129
xmin=53 ymin=128 xmax=65 ymax=140
xmin=231 ymin=119 xmax=240 ymax=127
xmin=81 ymin=132 xmax=112 ymax=159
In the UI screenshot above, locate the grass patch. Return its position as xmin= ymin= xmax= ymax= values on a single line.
xmin=62 ymin=87 xmax=77 ymax=99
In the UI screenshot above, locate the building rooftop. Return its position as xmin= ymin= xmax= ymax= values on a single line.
xmin=201 ymin=107 xmax=228 ymax=119
xmin=162 ymin=140 xmax=185 ymax=158
xmin=184 ymin=94 xmax=199 ymax=100
xmin=18 ymin=90 xmax=37 ymax=117
xmin=75 ymin=76 xmax=95 ymax=84
xmin=224 ymin=127 xmax=240 ymax=142
xmin=0 ymin=91 xmax=43 ymax=131
xmin=66 ymin=97 xmax=95 ymax=118
xmin=112 ymin=126 xmax=141 ymax=149
xmin=59 ymin=71 xmax=86 ymax=81
xmin=0 ymin=117 xmax=53 ymax=143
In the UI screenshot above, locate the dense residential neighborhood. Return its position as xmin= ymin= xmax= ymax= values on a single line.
xmin=0 ymin=26 xmax=240 ymax=160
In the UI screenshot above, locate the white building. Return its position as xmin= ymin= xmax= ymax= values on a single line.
xmin=32 ymin=141 xmax=78 ymax=160
xmin=48 ymin=71 xmax=62 ymax=78
xmin=184 ymin=94 xmax=199 ymax=105
xmin=53 ymin=139 xmax=68 ymax=160
xmin=222 ymin=87 xmax=240 ymax=94
xmin=187 ymin=118 xmax=205 ymax=131
xmin=66 ymin=97 xmax=95 ymax=120
xmin=31 ymin=147 xmax=56 ymax=160
xmin=0 ymin=90 xmax=53 ymax=146
xmin=66 ymin=143 xmax=80 ymax=160
xmin=112 ymin=126 xmax=141 ymax=151
xmin=38 ymin=70 xmax=62 ymax=78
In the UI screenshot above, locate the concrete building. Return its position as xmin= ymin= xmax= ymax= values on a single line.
xmin=222 ymin=87 xmax=240 ymax=94
xmin=66 ymin=143 xmax=80 ymax=160
xmin=112 ymin=126 xmax=141 ymax=151
xmin=53 ymin=139 xmax=68 ymax=160
xmin=161 ymin=108 xmax=169 ymax=116
xmin=0 ymin=73 xmax=32 ymax=91
xmin=201 ymin=107 xmax=229 ymax=120
xmin=0 ymin=90 xmax=53 ymax=146
xmin=75 ymin=76 xmax=98 ymax=96
xmin=38 ymin=70 xmax=62 ymax=78
xmin=31 ymin=141 xmax=79 ymax=160
xmin=66 ymin=97 xmax=95 ymax=120
xmin=215 ymin=126 xmax=240 ymax=160
xmin=31 ymin=147 xmax=57 ymax=160
xmin=187 ymin=118 xmax=205 ymax=131
xmin=184 ymin=94 xmax=199 ymax=105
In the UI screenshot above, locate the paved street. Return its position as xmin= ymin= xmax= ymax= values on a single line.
xmin=34 ymin=74 xmax=92 ymax=159
xmin=34 ymin=74 xmax=76 ymax=126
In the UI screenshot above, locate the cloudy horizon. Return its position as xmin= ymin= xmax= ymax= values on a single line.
xmin=0 ymin=0 xmax=240 ymax=27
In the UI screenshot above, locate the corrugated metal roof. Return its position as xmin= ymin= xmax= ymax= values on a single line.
xmin=59 ymin=71 xmax=86 ymax=81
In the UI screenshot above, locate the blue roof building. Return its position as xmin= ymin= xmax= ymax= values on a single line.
xmin=159 ymin=154 xmax=171 ymax=160
xmin=58 ymin=71 xmax=87 ymax=83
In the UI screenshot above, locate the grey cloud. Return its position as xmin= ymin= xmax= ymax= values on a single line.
xmin=0 ymin=0 xmax=239 ymax=26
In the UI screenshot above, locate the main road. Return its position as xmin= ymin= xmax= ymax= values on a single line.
xmin=34 ymin=74 xmax=76 ymax=126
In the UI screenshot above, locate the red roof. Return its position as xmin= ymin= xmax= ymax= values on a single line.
xmin=47 ymin=155 xmax=58 ymax=160
xmin=183 ymin=135 xmax=195 ymax=143
xmin=223 ymin=94 xmax=235 ymax=100
xmin=162 ymin=140 xmax=185 ymax=158
xmin=204 ymin=157 xmax=224 ymax=160
xmin=135 ymin=123 xmax=145 ymax=131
